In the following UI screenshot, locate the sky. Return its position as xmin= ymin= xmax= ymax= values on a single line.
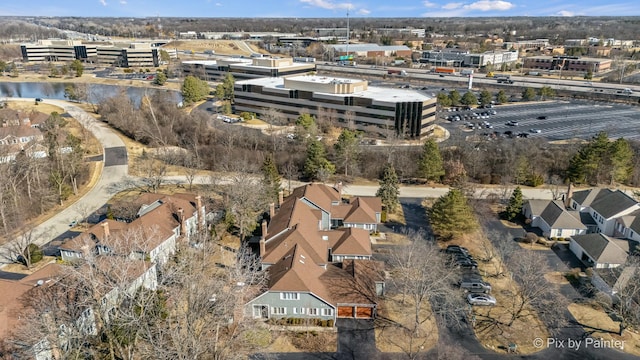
xmin=0 ymin=0 xmax=638 ymax=18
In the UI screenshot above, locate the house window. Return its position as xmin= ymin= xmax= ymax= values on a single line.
xmin=280 ymin=292 xmax=300 ymax=300
xmin=308 ymin=308 xmax=318 ymax=316
xmin=322 ymin=308 xmax=334 ymax=316
xmin=271 ymin=307 xmax=286 ymax=315
xmin=631 ymin=231 xmax=635 ymax=238
xmin=293 ymin=307 xmax=305 ymax=315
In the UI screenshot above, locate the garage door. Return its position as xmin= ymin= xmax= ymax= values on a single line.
xmin=356 ymin=307 xmax=373 ymax=318
xmin=338 ymin=306 xmax=353 ymax=318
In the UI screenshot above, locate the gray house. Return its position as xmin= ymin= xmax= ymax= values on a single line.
xmin=522 ymin=200 xmax=587 ymax=238
xmin=569 ymin=233 xmax=630 ymax=269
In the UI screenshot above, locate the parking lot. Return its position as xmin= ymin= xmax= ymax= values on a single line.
xmin=440 ymin=99 xmax=640 ymax=142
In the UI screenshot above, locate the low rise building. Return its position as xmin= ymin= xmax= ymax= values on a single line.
xmin=522 ymin=55 xmax=612 ymax=73
xmin=182 ymin=56 xmax=316 ymax=82
xmin=233 ymin=75 xmax=436 ymax=138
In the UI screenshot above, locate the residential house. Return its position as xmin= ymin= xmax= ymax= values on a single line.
xmin=569 ymin=233 xmax=631 ymax=268
xmin=522 ymin=199 xmax=587 ymax=238
xmin=248 ymin=183 xmax=384 ymax=324
xmin=60 ymin=193 xmax=205 ymax=264
xmin=614 ymin=210 xmax=640 ymax=242
xmin=567 ymin=188 xmax=640 ymax=236
xmin=246 ymin=243 xmax=383 ymax=322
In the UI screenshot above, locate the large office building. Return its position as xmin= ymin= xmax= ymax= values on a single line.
xmin=182 ymin=56 xmax=316 ymax=81
xmin=522 ymin=56 xmax=612 ymax=73
xmin=420 ymin=49 xmax=519 ymax=68
xmin=233 ymin=75 xmax=436 ymax=138
xmin=20 ymin=40 xmax=159 ymax=68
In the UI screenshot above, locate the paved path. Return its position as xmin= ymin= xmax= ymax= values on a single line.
xmin=0 ymin=98 xmax=131 ymax=264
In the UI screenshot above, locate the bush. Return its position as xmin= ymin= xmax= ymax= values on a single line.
xmin=23 ymin=243 xmax=43 ymax=265
xmin=327 ymin=319 xmax=334 ymax=327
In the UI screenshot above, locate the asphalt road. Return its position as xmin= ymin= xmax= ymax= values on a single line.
xmin=0 ymin=98 xmax=130 ymax=264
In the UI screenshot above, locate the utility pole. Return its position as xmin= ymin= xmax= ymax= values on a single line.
xmin=346 ymin=6 xmax=350 ymax=62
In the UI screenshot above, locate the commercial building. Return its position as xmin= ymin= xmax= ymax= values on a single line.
xmin=233 ymin=75 xmax=436 ymax=138
xmin=503 ymin=39 xmax=550 ymax=51
xmin=420 ymin=49 xmax=518 ymax=68
xmin=327 ymin=43 xmax=412 ymax=58
xmin=522 ymin=56 xmax=612 ymax=73
xmin=20 ymin=40 xmax=159 ymax=68
xmin=182 ymin=56 xmax=316 ymax=81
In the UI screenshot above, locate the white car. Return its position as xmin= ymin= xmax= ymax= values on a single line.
xmin=529 ymin=128 xmax=542 ymax=133
xmin=467 ymin=293 xmax=496 ymax=306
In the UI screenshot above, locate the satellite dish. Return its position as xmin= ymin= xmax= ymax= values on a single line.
xmin=36 ymin=280 xmax=44 ymax=286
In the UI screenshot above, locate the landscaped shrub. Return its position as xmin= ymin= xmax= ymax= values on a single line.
xmin=327 ymin=319 xmax=334 ymax=327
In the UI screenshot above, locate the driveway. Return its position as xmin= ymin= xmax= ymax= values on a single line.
xmin=0 ymin=98 xmax=131 ymax=264
xmin=336 ymin=318 xmax=377 ymax=360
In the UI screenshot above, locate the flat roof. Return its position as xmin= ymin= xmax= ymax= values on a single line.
xmin=231 ymin=62 xmax=314 ymax=71
xmin=237 ymin=76 xmax=432 ymax=103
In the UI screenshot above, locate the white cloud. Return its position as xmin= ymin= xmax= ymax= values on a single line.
xmin=299 ymin=0 xmax=353 ymax=10
xmin=357 ymin=8 xmax=370 ymax=15
xmin=99 ymin=0 xmax=107 ymax=6
xmin=463 ymin=0 xmax=514 ymax=11
xmin=442 ymin=2 xmax=463 ymax=10
xmin=556 ymin=10 xmax=574 ymax=16
xmin=119 ymin=0 xmax=126 ymax=4
xmin=215 ymin=2 xmax=222 ymax=6
xmin=423 ymin=1 xmax=437 ymax=7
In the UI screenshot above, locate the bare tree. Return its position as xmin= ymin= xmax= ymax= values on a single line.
xmin=385 ymin=229 xmax=465 ymax=359
xmin=224 ymin=173 xmax=269 ymax=241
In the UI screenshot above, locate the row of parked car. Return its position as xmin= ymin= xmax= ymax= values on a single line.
xmin=445 ymin=245 xmax=497 ymax=306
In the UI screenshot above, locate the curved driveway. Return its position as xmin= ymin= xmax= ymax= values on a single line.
xmin=0 ymin=98 xmax=130 ymax=262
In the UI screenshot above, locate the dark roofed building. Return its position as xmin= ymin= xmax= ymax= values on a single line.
xmin=569 ymin=233 xmax=630 ymax=268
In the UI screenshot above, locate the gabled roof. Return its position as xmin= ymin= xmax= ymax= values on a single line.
xmin=263 ymin=224 xmax=327 ymax=266
xmin=342 ymin=197 xmax=380 ymax=224
xmin=571 ymin=188 xmax=612 ymax=207
xmin=266 ymin=197 xmax=320 ymax=241
xmin=291 ymin=183 xmax=340 ymax=213
xmin=571 ymin=233 xmax=629 ymax=264
xmin=329 ymin=228 xmax=371 ymax=256
xmin=526 ymin=200 xmax=586 ymax=230
xmin=267 ymin=244 xmax=331 ymax=303
xmin=590 ymin=190 xmax=639 ymax=219
xmin=541 ymin=200 xmax=587 ymax=229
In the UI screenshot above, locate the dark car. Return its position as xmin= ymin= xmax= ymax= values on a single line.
xmin=35 ymin=98 xmax=43 ymax=102
xmin=537 ymin=115 xmax=547 ymax=120
xmin=445 ymin=245 xmax=469 ymax=255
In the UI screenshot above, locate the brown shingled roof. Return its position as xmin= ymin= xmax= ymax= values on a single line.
xmin=291 ymin=183 xmax=340 ymax=213
xmin=330 ymin=228 xmax=372 ymax=256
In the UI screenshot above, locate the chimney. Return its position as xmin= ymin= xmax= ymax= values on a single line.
xmin=260 ymin=220 xmax=268 ymax=256
xmin=178 ymin=208 xmax=186 ymax=236
xmin=565 ymin=183 xmax=574 ymax=208
xmin=195 ymin=195 xmax=204 ymax=230
xmin=100 ymin=221 xmax=110 ymax=239
xmin=269 ymin=202 xmax=275 ymax=219
xmin=259 ymin=238 xmax=266 ymax=257
xmin=278 ymin=190 xmax=284 ymax=207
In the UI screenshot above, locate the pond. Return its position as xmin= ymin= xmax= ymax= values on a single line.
xmin=0 ymin=81 xmax=181 ymax=106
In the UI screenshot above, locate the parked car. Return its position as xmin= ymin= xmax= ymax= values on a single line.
xmin=69 ymin=220 xmax=78 ymax=227
xmin=529 ymin=128 xmax=542 ymax=133
xmin=445 ymin=245 xmax=469 ymax=255
xmin=467 ymin=293 xmax=497 ymax=306
xmin=460 ymin=280 xmax=492 ymax=293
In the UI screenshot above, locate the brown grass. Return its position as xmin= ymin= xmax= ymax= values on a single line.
xmin=166 ymin=40 xmax=267 ymax=55
xmin=1 ymin=72 xmax=182 ymax=91
xmin=2 ymin=256 xmax=57 ymax=274
xmin=7 ymin=101 xmax=64 ymax=115
xmin=443 ymin=231 xmax=549 ymax=355
xmin=568 ymin=303 xmax=640 ymax=356
xmin=376 ymin=293 xmax=439 ymax=354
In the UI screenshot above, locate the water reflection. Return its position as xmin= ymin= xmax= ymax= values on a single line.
xmin=0 ymin=82 xmax=181 ymax=106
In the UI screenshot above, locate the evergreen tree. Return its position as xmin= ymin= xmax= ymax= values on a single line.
xmin=215 ymin=73 xmax=235 ymax=101
xmin=461 ymin=91 xmax=478 ymax=106
xmin=479 ymin=90 xmax=493 ymax=106
xmin=261 ymin=153 xmax=281 ymax=203
xmin=448 ymin=90 xmax=461 ymax=106
xmin=538 ymin=86 xmax=555 ymax=100
xmin=505 ymin=187 xmax=524 ymax=221
xmin=607 ymin=138 xmax=633 ymax=184
xmin=182 ymin=75 xmax=210 ymax=104
xmin=70 ymin=59 xmax=83 ymax=77
xmin=333 ymin=128 xmax=360 ymax=176
xmin=153 ymin=71 xmax=167 ymax=86
xmin=496 ymin=90 xmax=508 ymax=104
xmin=522 ymin=87 xmax=537 ymax=101
xmin=418 ymin=139 xmax=445 ymax=182
xmin=436 ymin=93 xmax=452 ymax=107
xmin=303 ymin=139 xmax=335 ymax=181
xmin=376 ymin=163 xmax=400 ymax=213
xmin=567 ymin=132 xmax=611 ymax=185
xmin=428 ymin=189 xmax=477 ymax=240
